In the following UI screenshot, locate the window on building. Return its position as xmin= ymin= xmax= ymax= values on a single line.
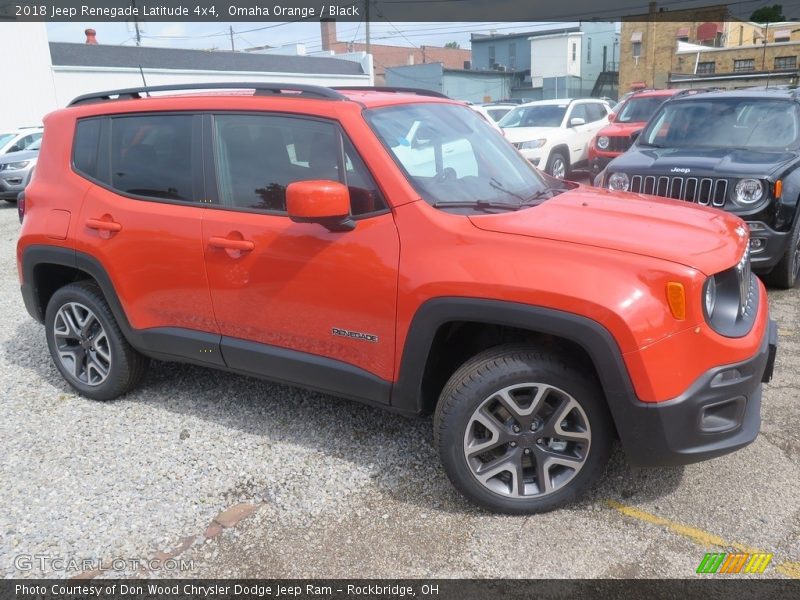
xmin=697 ymin=61 xmax=716 ymax=74
xmin=774 ymin=29 xmax=791 ymax=42
xmin=572 ymin=42 xmax=577 ymax=61
xmin=733 ymin=59 xmax=755 ymax=72
xmin=488 ymin=45 xmax=495 ymax=67
xmin=675 ymin=27 xmax=689 ymax=42
xmin=631 ymin=31 xmax=643 ymax=59
xmin=587 ymin=38 xmax=592 ymax=63
xmin=775 ymin=56 xmax=797 ymax=69
xmin=509 ymin=42 xmax=516 ymax=70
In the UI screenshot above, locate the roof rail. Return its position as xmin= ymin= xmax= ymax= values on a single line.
xmin=68 ymin=82 xmax=348 ymax=106
xmin=672 ymin=87 xmax=725 ymax=98
xmin=334 ymin=86 xmax=450 ymax=99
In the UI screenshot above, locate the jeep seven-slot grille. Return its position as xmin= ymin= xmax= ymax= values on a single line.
xmin=629 ymin=175 xmax=728 ymax=207
xmin=607 ymin=136 xmax=632 ymax=152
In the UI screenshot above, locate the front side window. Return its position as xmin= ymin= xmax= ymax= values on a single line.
xmin=569 ymin=104 xmax=588 ymax=123
xmin=616 ymin=96 xmax=669 ymax=123
xmin=498 ymin=104 xmax=568 ymax=128
xmin=213 ymin=114 xmax=385 ymax=215
xmin=365 ymin=103 xmax=551 ymax=207
xmin=641 ymin=99 xmax=800 ymax=149
xmin=110 ymin=115 xmax=194 ymax=201
xmin=585 ymin=102 xmax=607 ymax=123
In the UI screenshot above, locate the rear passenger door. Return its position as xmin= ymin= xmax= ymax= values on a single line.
xmin=73 ymin=113 xmax=221 ymax=359
xmin=200 ymin=113 xmax=400 ymax=397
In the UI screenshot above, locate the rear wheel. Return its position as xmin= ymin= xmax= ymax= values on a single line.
xmin=545 ymin=151 xmax=569 ymax=180
xmin=45 ymin=281 xmax=148 ymax=400
xmin=766 ymin=217 xmax=800 ymax=289
xmin=434 ymin=345 xmax=612 ymax=514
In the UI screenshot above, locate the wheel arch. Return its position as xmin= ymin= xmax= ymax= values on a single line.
xmin=391 ymin=298 xmax=639 ymax=425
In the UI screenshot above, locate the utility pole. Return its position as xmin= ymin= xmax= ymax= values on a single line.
xmin=229 ymin=26 xmax=235 ymax=51
xmin=365 ymin=0 xmax=370 ymax=56
xmin=131 ymin=0 xmax=141 ymax=46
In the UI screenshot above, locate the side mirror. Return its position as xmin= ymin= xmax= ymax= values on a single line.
xmin=630 ymin=129 xmax=642 ymax=142
xmin=286 ymin=180 xmax=355 ymax=232
xmin=569 ymin=117 xmax=586 ymax=127
xmin=607 ymin=111 xmax=617 ymax=123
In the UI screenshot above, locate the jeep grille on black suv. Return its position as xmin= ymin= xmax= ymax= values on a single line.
xmin=629 ymin=175 xmax=729 ymax=207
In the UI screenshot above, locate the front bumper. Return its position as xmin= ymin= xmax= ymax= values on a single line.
xmin=0 ymin=174 xmax=26 ymax=199
xmin=619 ymin=319 xmax=777 ymax=467
xmin=746 ymin=221 xmax=791 ymax=271
xmin=590 ymin=155 xmax=613 ymax=175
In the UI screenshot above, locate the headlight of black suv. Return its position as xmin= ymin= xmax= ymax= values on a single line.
xmin=703 ymin=248 xmax=755 ymax=337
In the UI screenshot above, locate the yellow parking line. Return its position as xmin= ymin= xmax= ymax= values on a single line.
xmin=605 ymin=500 xmax=800 ymax=579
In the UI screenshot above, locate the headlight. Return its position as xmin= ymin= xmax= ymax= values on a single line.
xmin=704 ymin=275 xmax=717 ymax=317
xmin=518 ymin=139 xmax=546 ymax=150
xmin=1 ymin=161 xmax=30 ymax=171
xmin=596 ymin=136 xmax=610 ymax=150
xmin=608 ymin=172 xmax=630 ymax=191
xmin=733 ymin=179 xmax=763 ymax=206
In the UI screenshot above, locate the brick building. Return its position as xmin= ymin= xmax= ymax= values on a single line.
xmin=620 ymin=2 xmax=800 ymax=91
xmin=320 ymin=20 xmax=471 ymax=85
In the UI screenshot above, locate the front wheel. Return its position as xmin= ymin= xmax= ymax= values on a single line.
xmin=545 ymin=151 xmax=569 ymax=180
xmin=45 ymin=281 xmax=148 ymax=401
xmin=434 ymin=345 xmax=613 ymax=514
xmin=766 ymin=218 xmax=800 ymax=289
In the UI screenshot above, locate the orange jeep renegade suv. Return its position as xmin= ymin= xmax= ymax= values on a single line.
xmin=18 ymin=83 xmax=777 ymax=514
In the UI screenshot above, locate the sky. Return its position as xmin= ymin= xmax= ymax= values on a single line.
xmin=46 ymin=21 xmax=586 ymax=52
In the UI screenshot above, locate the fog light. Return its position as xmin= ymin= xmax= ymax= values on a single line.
xmin=750 ymin=238 xmax=766 ymax=252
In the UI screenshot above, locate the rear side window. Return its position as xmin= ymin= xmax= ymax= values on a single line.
xmin=110 ymin=115 xmax=194 ymax=201
xmin=73 ymin=119 xmax=101 ymax=179
xmin=213 ymin=114 xmax=386 ymax=215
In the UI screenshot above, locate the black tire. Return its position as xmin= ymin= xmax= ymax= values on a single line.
xmin=766 ymin=217 xmax=800 ymax=289
xmin=434 ymin=344 xmax=613 ymax=514
xmin=545 ymin=150 xmax=569 ymax=179
xmin=45 ymin=281 xmax=148 ymax=401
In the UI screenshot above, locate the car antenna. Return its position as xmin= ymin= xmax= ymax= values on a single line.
xmin=138 ymin=65 xmax=150 ymax=97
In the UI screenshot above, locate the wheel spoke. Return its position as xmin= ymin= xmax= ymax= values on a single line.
xmin=494 ymin=384 xmax=549 ymax=422
xmin=534 ymin=453 xmax=552 ymax=494
xmin=465 ymin=410 xmax=503 ymax=457
xmin=58 ymin=347 xmax=84 ymax=379
xmin=87 ymin=353 xmax=109 ymax=384
xmin=474 ymin=454 xmax=515 ymax=484
xmin=55 ymin=307 xmax=81 ymax=339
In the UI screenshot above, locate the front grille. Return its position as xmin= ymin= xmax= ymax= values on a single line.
xmin=738 ymin=247 xmax=753 ymax=318
xmin=607 ymin=136 xmax=632 ymax=153
xmin=629 ymin=175 xmax=728 ymax=207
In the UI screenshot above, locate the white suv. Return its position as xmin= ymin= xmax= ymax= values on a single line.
xmin=499 ymin=99 xmax=611 ymax=179
xmin=0 ymin=127 xmax=43 ymax=156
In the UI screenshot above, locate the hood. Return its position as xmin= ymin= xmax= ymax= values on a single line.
xmin=597 ymin=121 xmax=645 ymax=137
xmin=0 ymin=150 xmax=38 ymax=165
xmin=502 ymin=127 xmax=560 ymax=143
xmin=468 ymin=186 xmax=747 ymax=275
xmin=610 ymin=146 xmax=797 ymax=179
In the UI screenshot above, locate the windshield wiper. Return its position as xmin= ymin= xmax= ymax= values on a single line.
xmin=489 ymin=178 xmax=529 ymax=203
xmin=432 ymin=199 xmax=520 ymax=212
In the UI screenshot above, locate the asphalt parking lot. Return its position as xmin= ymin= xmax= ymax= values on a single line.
xmin=0 ymin=198 xmax=798 ymax=579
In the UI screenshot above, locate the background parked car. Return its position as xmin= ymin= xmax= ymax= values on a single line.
xmin=499 ymin=98 xmax=611 ymax=178
xmin=0 ymin=138 xmax=40 ymax=203
xmin=0 ymin=127 xmax=43 ymax=156
xmin=596 ymin=88 xmax=800 ymax=288
xmin=470 ymin=103 xmax=516 ymax=131
xmin=589 ymin=88 xmax=679 ymax=175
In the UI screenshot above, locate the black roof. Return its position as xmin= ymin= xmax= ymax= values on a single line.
xmin=670 ymin=88 xmax=799 ymax=101
xmin=48 ymin=42 xmax=364 ymax=76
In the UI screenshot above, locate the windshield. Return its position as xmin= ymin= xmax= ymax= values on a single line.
xmin=0 ymin=134 xmax=15 ymax=148
xmin=365 ymin=103 xmax=550 ymax=207
xmin=642 ymin=98 xmax=800 ymax=149
xmin=617 ymin=96 xmax=669 ymax=123
xmin=498 ymin=104 xmax=567 ymax=128
xmin=26 ymin=139 xmax=42 ymax=152
xmin=486 ymin=107 xmax=512 ymax=122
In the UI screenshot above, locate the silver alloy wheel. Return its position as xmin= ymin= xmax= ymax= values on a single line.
xmin=463 ymin=382 xmax=591 ymax=498
xmin=550 ymin=156 xmax=566 ymax=179
xmin=53 ymin=302 xmax=112 ymax=386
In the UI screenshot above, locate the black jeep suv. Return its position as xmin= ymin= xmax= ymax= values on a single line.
xmin=597 ymin=88 xmax=800 ymax=288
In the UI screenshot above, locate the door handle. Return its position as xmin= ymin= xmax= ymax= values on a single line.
xmin=86 ymin=218 xmax=122 ymax=232
xmin=209 ymin=236 xmax=255 ymax=252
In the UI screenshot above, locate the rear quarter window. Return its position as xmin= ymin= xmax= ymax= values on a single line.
xmin=72 ymin=119 xmax=102 ymax=179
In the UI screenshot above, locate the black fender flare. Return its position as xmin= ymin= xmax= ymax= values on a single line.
xmin=390 ymin=297 xmax=642 ymax=433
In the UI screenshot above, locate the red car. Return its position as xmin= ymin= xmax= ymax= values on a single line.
xmin=589 ymin=89 xmax=679 ymax=175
